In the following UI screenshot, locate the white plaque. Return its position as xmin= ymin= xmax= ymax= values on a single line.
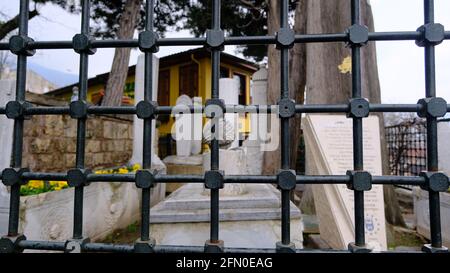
xmin=303 ymin=114 xmax=387 ymax=251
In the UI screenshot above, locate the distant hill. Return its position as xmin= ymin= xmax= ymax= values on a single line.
xmin=27 ymin=62 xmax=78 ymax=88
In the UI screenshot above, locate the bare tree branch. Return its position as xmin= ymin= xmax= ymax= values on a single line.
xmin=237 ymin=0 xmax=260 ymax=11
xmin=0 ymin=10 xmax=39 ymax=41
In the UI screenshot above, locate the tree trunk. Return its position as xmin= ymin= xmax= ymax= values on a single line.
xmin=299 ymin=0 xmax=405 ymax=227
xmin=289 ymin=1 xmax=307 ymax=170
xmin=262 ymin=0 xmax=307 ymax=175
xmin=262 ymin=0 xmax=281 ymax=175
xmin=101 ymin=0 xmax=142 ymax=106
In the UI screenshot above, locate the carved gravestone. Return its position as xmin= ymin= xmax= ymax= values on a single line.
xmin=438 ymin=121 xmax=450 ymax=175
xmin=0 ymin=79 xmax=15 ymax=235
xmin=243 ymin=64 xmax=268 ymax=175
xmin=191 ymin=97 xmax=203 ymax=155
xmin=219 ymin=77 xmax=240 ymax=149
xmin=173 ymin=95 xmax=194 ymax=157
xmin=163 ymin=95 xmax=204 ymax=193
xmin=303 ymin=114 xmax=387 ymax=251
xmin=130 ymin=54 xmax=166 ymax=203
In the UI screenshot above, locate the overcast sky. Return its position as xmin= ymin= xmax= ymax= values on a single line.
xmin=1 ymin=0 xmax=449 ymax=104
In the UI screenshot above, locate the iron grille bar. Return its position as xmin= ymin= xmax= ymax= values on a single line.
xmin=3 ymin=31 xmax=450 ymax=50
xmin=7 ymin=0 xmax=29 ymax=237
xmin=6 ymin=172 xmax=426 ymax=186
xmin=350 ymin=0 xmax=366 ymax=247
xmin=279 ymin=0 xmax=292 ymax=247
xmin=18 ymin=240 xmax=353 ymax=253
xmin=9 ymin=103 xmax=434 ymax=116
xmin=423 ymin=0 xmax=442 ymax=249
xmin=71 ymin=0 xmax=90 ymax=240
xmin=16 ymin=240 xmax=429 ymax=254
xmin=3 ymin=103 xmax=448 ymax=116
xmin=208 ymin=0 xmax=221 ymax=245
xmin=139 ymin=0 xmax=155 ymax=243
xmin=1 ymin=103 xmax=438 ymax=116
xmin=0 ymin=0 xmax=449 ymax=253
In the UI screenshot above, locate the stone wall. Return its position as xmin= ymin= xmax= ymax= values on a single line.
xmin=22 ymin=93 xmax=133 ymax=172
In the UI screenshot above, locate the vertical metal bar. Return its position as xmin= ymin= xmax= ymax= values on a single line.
xmin=140 ymin=0 xmax=155 ymax=242
xmin=212 ymin=0 xmax=220 ymax=31
xmin=280 ymin=49 xmax=290 ymax=169
xmin=280 ymin=0 xmax=291 ymax=245
xmin=424 ymin=0 xmax=434 ymax=25
xmin=72 ymin=0 xmax=90 ymax=239
xmin=423 ymin=0 xmax=442 ymax=248
xmin=281 ymin=189 xmax=290 ymax=244
xmin=351 ymin=0 xmax=366 ymax=247
xmin=351 ymin=0 xmax=360 ymax=26
xmin=210 ymin=49 xmax=220 ymax=170
xmin=8 ymin=0 xmax=29 ymax=237
xmin=209 ymin=0 xmax=221 ymax=242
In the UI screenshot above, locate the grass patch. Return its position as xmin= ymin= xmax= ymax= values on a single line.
xmin=100 ymin=221 xmax=141 ymax=244
xmin=388 ymin=227 xmax=427 ymax=250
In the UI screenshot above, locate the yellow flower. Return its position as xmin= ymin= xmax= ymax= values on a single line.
xmin=117 ymin=168 xmax=129 ymax=174
xmin=28 ymin=180 xmax=44 ymax=189
xmin=132 ymin=164 xmax=141 ymax=172
xmin=49 ymin=181 xmax=68 ymax=190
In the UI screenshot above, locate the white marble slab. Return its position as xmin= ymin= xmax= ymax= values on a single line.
xmin=303 ymin=114 xmax=387 ymax=251
xmin=0 ymin=79 xmax=15 ymax=235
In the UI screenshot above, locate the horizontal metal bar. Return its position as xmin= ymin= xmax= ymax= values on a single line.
xmin=15 ymin=240 xmax=349 ymax=253
xmin=372 ymin=175 xmax=425 ymax=185
xmin=225 ymin=36 xmax=276 ymax=45
xmin=91 ymin=40 xmax=138 ymax=48
xmin=297 ymin=175 xmax=350 ymax=184
xmin=296 ymin=104 xmax=348 ymax=113
xmin=13 ymin=172 xmax=427 ymax=187
xmin=22 ymin=172 xmax=67 ymax=181
xmin=157 ymin=105 xmax=203 ymax=115
xmin=88 ymin=106 xmax=136 ymax=115
xmin=16 ymin=240 xmax=425 ymax=253
xmin=368 ymin=31 xmax=421 ymax=41
xmin=25 ymin=106 xmax=70 ymax=115
xmin=225 ymin=175 xmax=277 ymax=183
xmin=156 ymin=174 xmax=204 ymax=183
xmin=370 ymin=104 xmax=422 ymax=112
xmin=18 ymin=240 xmax=66 ymax=251
xmin=295 ymin=33 xmax=348 ymax=43
xmin=88 ymin=174 xmax=205 ymax=183
xmin=87 ymin=174 xmax=135 ymax=182
xmin=2 ymin=103 xmax=441 ymax=117
xmin=157 ymin=37 xmax=206 ymax=46
xmin=83 ymin=242 xmax=135 ymax=253
xmin=29 ymin=41 xmax=73 ymax=49
xmin=1 ymin=30 xmax=449 ymax=52
xmin=20 ymin=106 xmax=136 ymax=116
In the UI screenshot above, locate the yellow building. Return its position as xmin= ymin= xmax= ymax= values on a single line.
xmin=47 ymin=48 xmax=258 ymax=150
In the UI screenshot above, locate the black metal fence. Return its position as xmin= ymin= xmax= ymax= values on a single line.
xmin=386 ymin=120 xmax=427 ymax=178
xmin=0 ymin=0 xmax=449 ymax=253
